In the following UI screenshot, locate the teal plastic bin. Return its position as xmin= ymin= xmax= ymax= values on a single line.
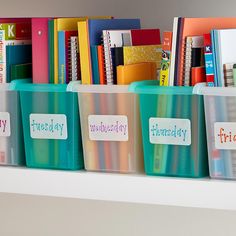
xmin=16 ymin=81 xmax=84 ymax=170
xmin=130 ymin=80 xmax=209 ymax=178
xmin=0 ymin=80 xmax=26 ymax=166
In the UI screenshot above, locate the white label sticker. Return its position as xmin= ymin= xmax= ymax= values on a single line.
xmin=88 ymin=115 xmax=128 ymax=141
xmin=214 ymin=122 xmax=236 ymax=149
xmin=0 ymin=112 xmax=10 ymax=137
xmin=30 ymin=114 xmax=68 ymax=140
xmin=149 ymin=118 xmax=191 ymax=145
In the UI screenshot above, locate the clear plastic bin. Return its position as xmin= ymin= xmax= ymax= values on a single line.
xmin=74 ymin=84 xmax=144 ymax=173
xmin=16 ymin=81 xmax=84 ymax=170
xmin=0 ymin=80 xmax=26 ymax=166
xmin=131 ymin=80 xmax=209 ymax=178
xmin=202 ymin=87 xmax=236 ymax=179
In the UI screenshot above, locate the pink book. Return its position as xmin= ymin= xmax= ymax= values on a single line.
xmin=32 ymin=18 xmax=50 ymax=83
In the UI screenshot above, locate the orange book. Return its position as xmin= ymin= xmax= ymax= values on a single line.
xmin=117 ymin=62 xmax=157 ymax=85
xmin=97 ymin=45 xmax=106 ymax=84
xmin=176 ymin=17 xmax=236 ymax=86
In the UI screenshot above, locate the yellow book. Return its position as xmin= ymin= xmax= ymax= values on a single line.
xmin=78 ymin=20 xmax=92 ymax=85
xmin=117 ymin=62 xmax=157 ymax=85
xmin=123 ymin=45 xmax=162 ymax=70
xmin=54 ymin=17 xmax=87 ymax=84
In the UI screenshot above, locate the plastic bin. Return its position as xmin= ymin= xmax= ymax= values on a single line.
xmin=0 ymin=80 xmax=26 ymax=166
xmin=201 ymin=87 xmax=236 ymax=179
xmin=16 ymin=81 xmax=84 ymax=170
xmin=131 ymin=80 xmax=209 ymax=178
xmin=74 ymin=84 xmax=144 ymax=173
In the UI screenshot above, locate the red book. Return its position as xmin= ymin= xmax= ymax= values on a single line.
xmin=131 ymin=29 xmax=161 ymax=45
xmin=191 ymin=66 xmax=206 ymax=86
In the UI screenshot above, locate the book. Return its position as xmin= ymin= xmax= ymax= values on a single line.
xmin=58 ymin=31 xmax=66 ymax=83
xmin=191 ymin=66 xmax=206 ymax=86
xmin=130 ymin=28 xmax=161 ymax=45
xmin=91 ymin=45 xmax=99 ymax=84
xmin=123 ymin=45 xmax=162 ymax=77
xmin=65 ymin=31 xmax=78 ymax=83
xmin=6 ymin=44 xmax=32 ymax=82
xmin=203 ymin=33 xmax=215 ymax=86
xmin=172 ymin=17 xmax=236 ymax=86
xmin=183 ymin=35 xmax=204 ymax=86
xmin=32 ymin=18 xmax=50 ymax=83
xmin=112 ymin=47 xmax=124 ymax=83
xmin=48 ymin=19 xmax=55 ymax=83
xmin=159 ymin=31 xmax=172 ymax=86
xmin=117 ymin=62 xmax=156 ymax=85
xmin=212 ymin=28 xmax=236 ymax=87
xmin=97 ymin=45 xmax=106 ymax=84
xmin=0 ymin=22 xmax=31 ymax=83
xmin=223 ymin=63 xmax=234 ymax=87
xmin=70 ymin=36 xmax=80 ymax=81
xmin=11 ymin=63 xmax=32 ymax=80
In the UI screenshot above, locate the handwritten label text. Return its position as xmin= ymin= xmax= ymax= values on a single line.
xmin=149 ymin=118 xmax=191 ymax=145
xmin=88 ymin=115 xmax=128 ymax=141
xmin=30 ymin=114 xmax=68 ymax=140
xmin=214 ymin=122 xmax=236 ymax=149
xmin=0 ymin=112 xmax=10 ymax=137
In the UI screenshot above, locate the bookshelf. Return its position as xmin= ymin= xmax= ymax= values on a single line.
xmin=1 ymin=166 xmax=236 ymax=211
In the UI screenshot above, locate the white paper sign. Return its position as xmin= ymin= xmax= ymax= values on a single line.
xmin=149 ymin=118 xmax=191 ymax=145
xmin=0 ymin=112 xmax=10 ymax=137
xmin=214 ymin=122 xmax=236 ymax=149
xmin=30 ymin=114 xmax=68 ymax=140
xmin=88 ymin=115 xmax=128 ymax=141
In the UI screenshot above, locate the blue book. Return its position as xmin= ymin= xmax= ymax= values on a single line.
xmin=91 ymin=45 xmax=100 ymax=84
xmin=6 ymin=44 xmax=32 ymax=82
xmin=88 ymin=18 xmax=141 ymax=45
xmin=58 ymin=31 xmax=66 ymax=84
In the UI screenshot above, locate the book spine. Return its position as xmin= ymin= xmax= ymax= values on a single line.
xmin=103 ymin=30 xmax=113 ymax=84
xmin=70 ymin=36 xmax=79 ymax=81
xmin=97 ymin=45 xmax=106 ymax=84
xmin=160 ymin=31 xmax=172 ymax=86
xmin=78 ymin=21 xmax=92 ymax=84
xmin=48 ymin=20 xmax=54 ymax=83
xmin=223 ymin=63 xmax=234 ymax=87
xmin=204 ymin=33 xmax=215 ymax=86
xmin=183 ymin=37 xmax=192 ymax=86
xmin=58 ymin=31 xmax=66 ymax=84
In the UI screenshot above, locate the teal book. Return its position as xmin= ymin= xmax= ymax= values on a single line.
xmin=6 ymin=44 xmax=32 ymax=82
xmin=91 ymin=45 xmax=100 ymax=84
xmin=48 ymin=19 xmax=54 ymax=84
xmin=58 ymin=31 xmax=66 ymax=84
xmin=11 ymin=63 xmax=32 ymax=80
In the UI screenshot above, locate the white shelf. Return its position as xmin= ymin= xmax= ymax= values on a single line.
xmin=0 ymin=166 xmax=235 ymax=210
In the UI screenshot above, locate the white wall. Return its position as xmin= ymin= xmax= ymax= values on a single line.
xmin=1 ymin=0 xmax=236 ymax=235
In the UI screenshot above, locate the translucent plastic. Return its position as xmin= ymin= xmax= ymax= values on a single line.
xmin=131 ymin=80 xmax=209 ymax=178
xmin=0 ymin=82 xmax=25 ymax=166
xmin=75 ymin=84 xmax=144 ymax=173
xmin=16 ymin=82 xmax=84 ymax=170
xmin=202 ymin=87 xmax=236 ymax=179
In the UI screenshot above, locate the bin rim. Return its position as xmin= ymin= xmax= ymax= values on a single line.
xmin=129 ymin=80 xmax=197 ymax=95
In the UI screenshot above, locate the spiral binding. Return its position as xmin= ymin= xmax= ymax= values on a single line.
xmin=69 ymin=36 xmax=80 ymax=81
xmin=183 ymin=37 xmax=193 ymax=86
xmin=103 ymin=30 xmax=114 ymax=85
